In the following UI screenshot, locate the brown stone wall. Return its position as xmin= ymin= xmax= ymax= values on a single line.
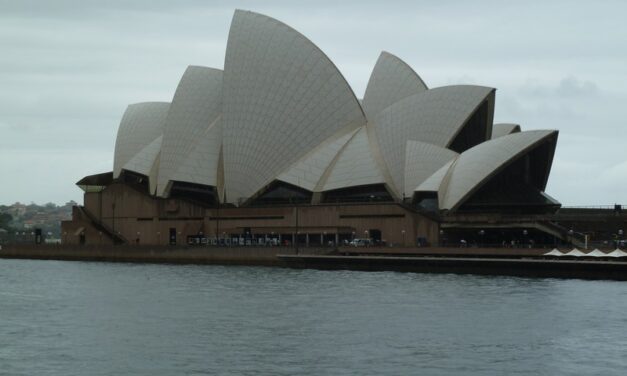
xmin=71 ymin=182 xmax=439 ymax=246
xmin=61 ymin=206 xmax=115 ymax=246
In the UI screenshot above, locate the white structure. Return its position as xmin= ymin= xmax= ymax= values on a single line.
xmin=564 ymin=248 xmax=587 ymax=257
xmin=491 ymin=123 xmax=521 ymax=139
xmin=543 ymin=249 xmax=564 ymax=256
xmin=156 ymin=66 xmax=223 ymax=197
xmin=110 ymin=9 xmax=559 ymax=211
xmin=113 ymin=102 xmax=169 ymax=178
xmin=586 ymin=249 xmax=607 ymax=257
xmin=607 ymin=249 xmax=627 ymax=258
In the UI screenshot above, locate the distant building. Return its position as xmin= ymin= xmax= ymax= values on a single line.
xmin=63 ymin=10 xmax=563 ymax=247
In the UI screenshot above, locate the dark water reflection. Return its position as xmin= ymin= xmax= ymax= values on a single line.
xmin=1 ymin=259 xmax=627 ymax=375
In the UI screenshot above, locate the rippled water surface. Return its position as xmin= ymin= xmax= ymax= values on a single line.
xmin=2 ymin=259 xmax=627 ymax=375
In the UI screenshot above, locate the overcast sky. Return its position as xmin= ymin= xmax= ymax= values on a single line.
xmin=1 ymin=0 xmax=626 ymax=206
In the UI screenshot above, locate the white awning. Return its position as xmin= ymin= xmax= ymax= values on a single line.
xmin=607 ymin=249 xmax=627 ymax=258
xmin=586 ymin=249 xmax=607 ymax=257
xmin=564 ymin=248 xmax=586 ymax=257
xmin=543 ymin=249 xmax=564 ymax=256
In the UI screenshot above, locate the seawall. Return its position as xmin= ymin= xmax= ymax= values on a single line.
xmin=0 ymin=244 xmax=328 ymax=266
xmin=278 ymin=254 xmax=627 ymax=281
xmin=3 ymin=245 xmax=627 ymax=281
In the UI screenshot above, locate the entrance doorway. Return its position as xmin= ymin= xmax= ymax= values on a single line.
xmin=369 ymin=229 xmax=382 ymax=242
xmin=169 ymin=228 xmax=177 ymax=245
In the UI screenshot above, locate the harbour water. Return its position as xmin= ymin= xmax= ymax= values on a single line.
xmin=1 ymin=259 xmax=627 ymax=375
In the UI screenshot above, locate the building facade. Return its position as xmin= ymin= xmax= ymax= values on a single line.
xmin=63 ymin=10 xmax=562 ymax=247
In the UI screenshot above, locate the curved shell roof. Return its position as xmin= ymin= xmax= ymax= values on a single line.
xmin=122 ymin=136 xmax=163 ymax=194
xmin=156 ymin=66 xmax=223 ymax=196
xmin=415 ymin=158 xmax=457 ymax=197
xmin=108 ymin=9 xmax=559 ymax=211
xmin=277 ymin=128 xmax=358 ymax=191
xmin=371 ymin=85 xmax=494 ymax=193
xmin=222 ymin=10 xmax=366 ymax=203
xmin=438 ymin=130 xmax=558 ymax=210
xmin=321 ymin=127 xmax=386 ymax=191
xmin=491 ymin=123 xmax=521 ymax=139
xmin=167 ymin=117 xmax=222 ymax=190
xmin=113 ymin=102 xmax=170 ymax=178
xmin=404 ymin=141 xmax=458 ymax=196
xmin=362 ymin=51 xmax=427 ymax=119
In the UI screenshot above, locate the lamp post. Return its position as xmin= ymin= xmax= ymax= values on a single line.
xmin=479 ymin=229 xmax=485 ymax=247
xmin=401 ymin=229 xmax=406 ymax=247
xmin=439 ymin=229 xmax=444 ymax=247
xmin=522 ymin=229 xmax=528 ymax=248
xmin=568 ymin=229 xmax=574 ymax=247
xmin=569 ymin=228 xmax=589 ymax=249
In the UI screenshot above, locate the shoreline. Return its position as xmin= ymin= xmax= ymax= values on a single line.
xmin=2 ymin=245 xmax=627 ymax=281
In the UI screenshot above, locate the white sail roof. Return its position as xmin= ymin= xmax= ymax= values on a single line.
xmin=277 ymin=129 xmax=358 ymax=191
xmin=122 ymin=136 xmax=162 ymax=177
xmin=438 ymin=130 xmax=558 ymax=211
xmin=113 ymin=102 xmax=169 ymax=178
xmin=321 ymin=127 xmax=386 ymax=191
xmin=414 ymin=159 xmax=457 ymax=196
xmin=156 ymin=66 xmax=223 ymax=196
xmin=222 ymin=10 xmax=366 ymax=204
xmin=106 ymin=9 xmax=561 ymax=210
xmin=404 ymin=141 xmax=458 ymax=196
xmin=371 ymin=85 xmax=494 ymax=193
xmin=362 ymin=51 xmax=427 ymax=119
xmin=168 ymin=117 xmax=222 ymax=189
xmin=491 ymin=123 xmax=521 ymax=139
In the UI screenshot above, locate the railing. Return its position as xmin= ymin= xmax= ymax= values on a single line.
xmin=76 ymin=206 xmax=128 ymax=244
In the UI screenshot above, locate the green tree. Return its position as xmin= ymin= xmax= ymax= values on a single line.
xmin=0 ymin=212 xmax=13 ymax=230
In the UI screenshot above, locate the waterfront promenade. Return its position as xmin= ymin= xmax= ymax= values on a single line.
xmin=2 ymin=244 xmax=627 ymax=281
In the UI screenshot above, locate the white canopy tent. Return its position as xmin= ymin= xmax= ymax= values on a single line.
xmin=607 ymin=249 xmax=627 ymax=258
xmin=586 ymin=249 xmax=607 ymax=257
xmin=564 ymin=248 xmax=587 ymax=257
xmin=543 ymin=249 xmax=564 ymax=256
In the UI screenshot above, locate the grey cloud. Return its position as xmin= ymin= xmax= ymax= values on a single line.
xmin=556 ymin=76 xmax=599 ymax=97
xmin=1 ymin=0 xmax=626 ymax=205
xmin=518 ymin=77 xmax=599 ymax=99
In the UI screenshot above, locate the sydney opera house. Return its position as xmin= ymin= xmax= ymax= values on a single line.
xmin=62 ymin=10 xmax=563 ymax=247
